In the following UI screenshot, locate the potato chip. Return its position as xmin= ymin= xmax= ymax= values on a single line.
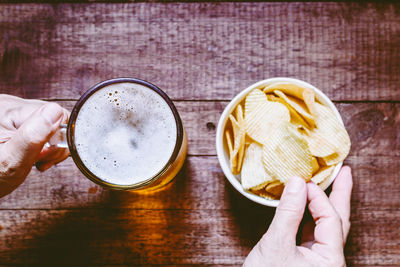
xmin=249 ymin=180 xmax=284 ymax=200
xmin=226 ymin=124 xmax=237 ymax=172
xmin=274 ymin=90 xmax=316 ymax=128
xmin=244 ymin=89 xmax=269 ymax=117
xmin=245 ymin=95 xmax=290 ymax=144
xmin=311 ymin=165 xmax=335 ymax=186
xmin=251 ymin=181 xmax=270 ymax=191
xmin=229 ymin=110 xmax=246 ymax=174
xmin=267 ymin=94 xmax=310 ymax=129
xmin=236 ymin=103 xmax=244 ymax=124
xmin=304 ymin=131 xmax=338 ymax=158
xmin=263 ymin=82 xmax=316 ymax=116
xmin=237 ymin=136 xmax=245 ymax=172
xmin=263 ymin=123 xmax=313 ymax=183
xmin=235 ymin=105 xmax=246 ymax=172
xmin=265 ymin=180 xmax=284 ymax=198
xmin=224 ymin=81 xmax=351 ymax=201
xmin=317 ymin=156 xmax=327 ymax=167
xmin=241 ymin=142 xmax=273 ymax=190
xmin=249 ymin=187 xmax=276 ymax=199
xmin=308 ymin=103 xmax=351 ymax=165
xmin=311 ymin=156 xmax=319 ymax=175
xmin=225 ymin=130 xmax=233 ymax=156
xmin=302 ymin=89 xmax=317 ymax=116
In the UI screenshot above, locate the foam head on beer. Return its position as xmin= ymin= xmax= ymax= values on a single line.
xmin=74 ymin=82 xmax=177 ymax=186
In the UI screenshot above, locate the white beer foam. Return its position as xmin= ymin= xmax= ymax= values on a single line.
xmin=74 ymin=82 xmax=177 ymax=185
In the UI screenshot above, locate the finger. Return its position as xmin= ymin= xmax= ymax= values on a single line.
xmin=307 ymin=182 xmax=344 ymax=252
xmin=11 ymin=98 xmax=69 ymax=129
xmin=4 ymin=103 xmax=64 ymax=170
xmin=5 ymin=96 xmax=45 ymax=128
xmin=37 ymin=146 xmax=62 ymax=162
xmin=267 ymin=177 xmax=307 ymax=246
xmin=329 ymin=166 xmax=353 ymax=241
xmin=36 ymin=148 xmax=65 ymax=168
xmin=36 ymin=149 xmax=69 ymax=172
xmin=62 ymin=108 xmax=70 ymax=123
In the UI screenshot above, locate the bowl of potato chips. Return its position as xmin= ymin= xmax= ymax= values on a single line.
xmin=216 ymin=77 xmax=351 ymax=207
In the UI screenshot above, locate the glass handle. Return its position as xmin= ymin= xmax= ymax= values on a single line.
xmin=45 ymin=124 xmax=68 ymax=149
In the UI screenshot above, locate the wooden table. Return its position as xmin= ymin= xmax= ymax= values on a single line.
xmin=0 ymin=2 xmax=399 ymax=266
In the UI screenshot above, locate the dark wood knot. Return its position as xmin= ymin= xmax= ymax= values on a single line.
xmin=349 ymin=109 xmax=384 ymax=143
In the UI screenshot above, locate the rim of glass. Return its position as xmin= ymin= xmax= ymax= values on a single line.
xmin=67 ymin=78 xmax=184 ymax=190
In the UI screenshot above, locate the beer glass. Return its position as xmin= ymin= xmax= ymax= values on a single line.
xmin=49 ymin=78 xmax=187 ymax=191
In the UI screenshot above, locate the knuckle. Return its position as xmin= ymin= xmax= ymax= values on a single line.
xmin=0 ymin=158 xmax=9 ymax=172
xmin=277 ymin=201 xmax=302 ymax=215
xmin=0 ymin=157 xmax=19 ymax=178
xmin=256 ymin=236 xmax=280 ymax=260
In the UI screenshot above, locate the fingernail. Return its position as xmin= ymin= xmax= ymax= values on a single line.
xmin=41 ymin=103 xmax=63 ymax=124
xmin=286 ymin=177 xmax=305 ymax=193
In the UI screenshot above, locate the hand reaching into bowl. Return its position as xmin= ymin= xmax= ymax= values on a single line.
xmin=243 ymin=166 xmax=352 ymax=267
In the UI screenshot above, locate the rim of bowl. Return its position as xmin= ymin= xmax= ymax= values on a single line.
xmin=216 ymin=77 xmax=344 ymax=207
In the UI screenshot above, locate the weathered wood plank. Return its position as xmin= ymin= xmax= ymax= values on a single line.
xmin=50 ymin=101 xmax=400 ymax=156
xmin=0 ymin=155 xmax=398 ymax=212
xmin=346 ymin=209 xmax=400 ymax=266
xmin=0 ymin=3 xmax=399 ymax=101
xmin=0 ymin=209 xmax=256 ymax=265
xmin=0 ymin=201 xmax=398 ymax=265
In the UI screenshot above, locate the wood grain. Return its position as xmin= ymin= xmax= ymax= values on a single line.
xmin=0 ymin=155 xmax=399 ymax=265
xmin=1 ymin=3 xmax=400 ymax=100
xmin=0 ymin=2 xmax=399 ymax=266
xmin=0 ymin=207 xmax=398 ymax=266
xmin=0 ymin=209 xmax=260 ymax=265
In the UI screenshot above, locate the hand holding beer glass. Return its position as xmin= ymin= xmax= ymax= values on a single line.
xmin=0 ymin=78 xmax=187 ymax=197
xmin=0 ymin=95 xmax=69 ymax=197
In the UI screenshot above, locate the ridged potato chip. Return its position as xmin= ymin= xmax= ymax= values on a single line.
xmin=235 ymin=105 xmax=246 ymax=172
xmin=225 ymin=130 xmax=233 ymax=157
xmin=311 ymin=156 xmax=320 ymax=175
xmin=263 ymin=82 xmax=316 ymax=116
xmin=245 ymin=92 xmax=290 ymax=144
xmin=274 ymin=90 xmax=316 ymax=128
xmin=263 ymin=123 xmax=313 ymax=183
xmin=304 ymin=131 xmax=338 ymax=158
xmin=267 ymin=94 xmax=310 ymax=129
xmin=226 ymin=118 xmax=237 ymax=172
xmin=228 ymin=107 xmax=246 ymax=174
xmin=249 ymin=187 xmax=276 ymax=199
xmin=251 ymin=181 xmax=270 ymax=191
xmin=307 ymin=103 xmax=350 ymax=165
xmin=249 ymin=180 xmax=284 ymax=200
xmin=241 ymin=142 xmax=273 ymax=190
xmin=223 ymin=81 xmax=351 ymax=201
xmin=311 ymin=165 xmax=335 ymax=185
xmin=265 ymin=180 xmax=284 ymax=199
xmin=245 ymin=89 xmax=269 ymax=116
xmin=236 ymin=103 xmax=244 ymax=124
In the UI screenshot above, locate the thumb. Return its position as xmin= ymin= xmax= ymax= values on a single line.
xmin=5 ymin=103 xmax=64 ymax=168
xmin=267 ymin=177 xmax=307 ymax=245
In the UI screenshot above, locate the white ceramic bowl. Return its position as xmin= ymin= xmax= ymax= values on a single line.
xmin=216 ymin=77 xmax=344 ymax=207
